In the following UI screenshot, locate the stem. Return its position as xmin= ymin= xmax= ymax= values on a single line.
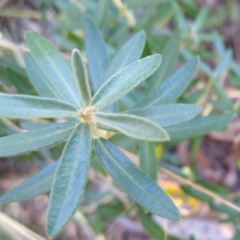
xmin=0 ymin=9 xmax=45 ymax=19
xmin=1 ymin=118 xmax=25 ymax=133
xmin=111 ymin=0 xmax=136 ymax=27
xmin=160 ymin=167 xmax=240 ymax=214
xmin=0 ymin=212 xmax=46 ymax=240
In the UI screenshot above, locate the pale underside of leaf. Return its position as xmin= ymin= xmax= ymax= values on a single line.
xmin=25 ymin=31 xmax=82 ymax=108
xmin=139 ymin=141 xmax=157 ymax=181
xmin=0 ymin=123 xmax=76 ymax=157
xmin=94 ymin=139 xmax=180 ymax=220
xmin=92 ymin=54 xmax=162 ymax=110
xmin=46 ymin=123 xmax=92 ymax=238
xmin=0 ymin=161 xmax=58 ymax=203
xmin=0 ymin=94 xmax=77 ymax=119
xmin=94 ymin=112 xmax=169 ymax=142
xmin=125 ymin=104 xmax=202 ymax=127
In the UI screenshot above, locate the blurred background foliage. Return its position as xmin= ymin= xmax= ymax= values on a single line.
xmin=0 ymin=0 xmax=240 ymax=239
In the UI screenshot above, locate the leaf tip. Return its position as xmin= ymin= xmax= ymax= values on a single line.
xmin=24 ymin=30 xmax=36 ymax=42
xmin=194 ymin=55 xmax=201 ymax=66
xmin=138 ymin=30 xmax=146 ymax=40
xmin=46 ymin=217 xmax=60 ymax=239
xmin=151 ymin=54 xmax=162 ymax=68
xmin=171 ymin=207 xmax=181 ymax=221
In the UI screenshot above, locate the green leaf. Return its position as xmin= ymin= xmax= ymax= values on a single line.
xmin=126 ymin=0 xmax=173 ymax=8
xmin=94 ymin=139 xmax=180 ymax=220
xmin=139 ymin=142 xmax=157 ymax=181
xmin=104 ymin=31 xmax=146 ymax=80
xmin=0 ymin=94 xmax=77 ymax=119
xmin=24 ymin=31 xmax=82 ymax=108
xmin=213 ymin=49 xmax=232 ymax=79
xmin=0 ymin=57 xmax=26 ymax=83
xmin=147 ymin=29 xmax=181 ymax=92
xmin=47 ymin=124 xmax=92 ymax=238
xmin=181 ymin=186 xmax=212 ymax=203
xmin=135 ymin=57 xmax=199 ymax=108
xmin=95 ymin=112 xmax=169 ymax=141
xmin=92 ymin=54 xmax=162 ymax=110
xmin=166 ymin=114 xmax=235 ymax=139
xmin=94 ymin=0 xmax=110 ymax=28
xmin=24 ymin=52 xmax=59 ymax=98
xmin=125 ymin=104 xmax=202 ymax=127
xmin=6 ymin=67 xmax=34 ymax=95
xmin=0 ymin=123 xmax=76 ymax=157
xmin=0 ymin=161 xmax=58 ymax=203
xmin=211 ymin=79 xmax=233 ymax=111
xmin=20 ymin=121 xmax=58 ymax=131
xmin=138 ymin=208 xmax=178 ymax=240
xmin=85 ymin=16 xmax=109 ymax=91
xmin=172 ymin=1 xmax=188 ymax=34
xmin=194 ymin=8 xmax=209 ymax=34
xmin=71 ymin=49 xmax=91 ymax=106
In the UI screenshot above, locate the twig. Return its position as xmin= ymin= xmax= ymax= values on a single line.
xmin=160 ymin=167 xmax=240 ymax=214
xmin=81 ymin=194 xmax=115 ymax=214
xmin=73 ymin=211 xmax=96 ymax=239
xmin=95 ymin=172 xmax=129 ymax=206
xmin=104 ymin=203 xmax=134 ymax=237
xmin=0 ymin=212 xmax=47 ymax=240
xmin=1 ymin=118 xmax=26 ymax=133
xmin=0 ymin=9 xmax=45 ymax=19
xmin=111 ymin=0 xmax=136 ymax=27
xmin=0 ymin=81 xmax=14 ymax=94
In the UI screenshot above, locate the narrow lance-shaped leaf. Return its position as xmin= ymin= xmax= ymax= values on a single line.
xmin=139 ymin=141 xmax=157 ymax=181
xmin=92 ymin=54 xmax=162 ymax=110
xmin=166 ymin=113 xmax=235 ymax=139
xmin=6 ymin=67 xmax=34 ymax=94
xmin=104 ymin=31 xmax=146 ymax=80
xmin=194 ymin=8 xmax=209 ymax=34
xmin=85 ymin=17 xmax=109 ymax=91
xmin=126 ymin=0 xmax=174 ymax=8
xmin=24 ymin=52 xmax=59 ymax=99
xmin=0 ymin=56 xmax=26 ymax=83
xmin=94 ymin=139 xmax=180 ymax=220
xmin=0 ymin=94 xmax=77 ymax=119
xmin=125 ymin=104 xmax=202 ymax=127
xmin=71 ymin=49 xmax=91 ymax=106
xmin=95 ymin=0 xmax=110 ymax=28
xmin=147 ymin=29 xmax=181 ymax=93
xmin=0 ymin=161 xmax=58 ymax=203
xmin=213 ymin=49 xmax=232 ymax=79
xmin=138 ymin=208 xmax=164 ymax=240
xmin=95 ymin=112 xmax=169 ymax=142
xmin=135 ymin=56 xmax=199 ymax=108
xmin=0 ymin=123 xmax=76 ymax=157
xmin=20 ymin=121 xmax=59 ymax=131
xmin=47 ymin=124 xmax=92 ymax=238
xmin=25 ymin=31 xmax=82 ymax=108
